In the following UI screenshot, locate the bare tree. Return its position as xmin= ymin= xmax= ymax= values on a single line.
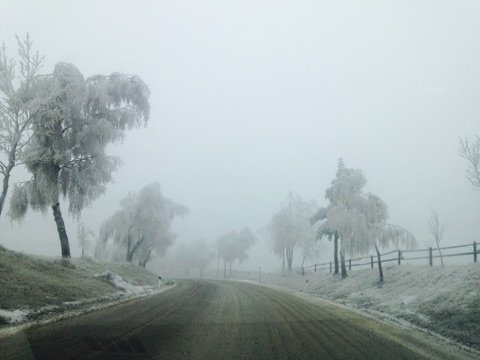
xmin=459 ymin=137 xmax=480 ymax=189
xmin=0 ymin=35 xmax=44 ymax=216
xmin=428 ymin=209 xmax=445 ymax=268
xmin=8 ymin=62 xmax=150 ymax=258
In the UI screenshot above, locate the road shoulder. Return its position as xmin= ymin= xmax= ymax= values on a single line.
xmin=236 ymin=279 xmax=480 ymax=359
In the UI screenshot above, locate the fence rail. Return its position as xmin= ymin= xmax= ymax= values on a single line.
xmin=301 ymin=241 xmax=479 ymax=275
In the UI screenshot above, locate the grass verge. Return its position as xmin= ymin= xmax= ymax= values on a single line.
xmin=0 ymin=245 xmax=159 ymax=324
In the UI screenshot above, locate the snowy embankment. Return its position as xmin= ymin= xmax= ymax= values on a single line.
xmin=0 ymin=271 xmax=164 ymax=326
xmin=262 ymin=264 xmax=480 ymax=350
xmin=0 ymin=277 xmax=173 ymax=343
xmin=0 ymin=246 xmax=174 ymax=330
xmin=0 ymin=272 xmax=172 ymax=333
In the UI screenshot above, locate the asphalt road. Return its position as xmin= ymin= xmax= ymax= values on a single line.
xmin=0 ymin=279 xmax=475 ymax=359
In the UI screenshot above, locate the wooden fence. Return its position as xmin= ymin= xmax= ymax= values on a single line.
xmin=301 ymin=241 xmax=479 ymax=275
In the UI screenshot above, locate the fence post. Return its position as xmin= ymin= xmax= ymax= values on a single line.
xmin=330 ymin=261 xmax=332 ymax=273
xmin=474 ymin=241 xmax=477 ymax=263
xmin=371 ymin=255 xmax=374 ymax=269
xmin=348 ymin=259 xmax=351 ymax=271
xmin=398 ymin=250 xmax=401 ymax=265
xmin=314 ymin=264 xmax=317 ymax=273
xmin=429 ymin=247 xmax=433 ymax=266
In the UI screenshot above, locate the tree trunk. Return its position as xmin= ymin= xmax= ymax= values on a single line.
xmin=340 ymin=250 xmax=347 ymax=279
xmin=301 ymin=255 xmax=306 ymax=269
xmin=286 ymin=245 xmax=294 ymax=271
xmin=0 ymin=146 xmax=17 ymax=217
xmin=52 ymin=202 xmax=71 ymax=258
xmin=0 ymin=165 xmax=14 ymax=217
xmin=333 ymin=233 xmax=339 ymax=275
xmin=435 ymin=240 xmax=445 ymax=269
xmin=0 ymin=172 xmax=10 ymax=216
xmin=126 ymin=236 xmax=144 ymax=262
xmin=126 ymin=236 xmax=132 ymax=262
xmin=139 ymin=248 xmax=152 ymax=268
xmin=375 ymin=244 xmax=384 ymax=283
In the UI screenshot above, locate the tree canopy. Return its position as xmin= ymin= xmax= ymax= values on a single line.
xmin=99 ymin=182 xmax=187 ymax=266
xmin=174 ymin=239 xmax=215 ymax=276
xmin=0 ymin=35 xmax=44 ymax=216
xmin=8 ymin=61 xmax=150 ymax=258
xmin=268 ymin=192 xmax=317 ymax=271
xmin=314 ymin=159 xmax=416 ymax=280
xmin=217 ymin=227 xmax=256 ymax=275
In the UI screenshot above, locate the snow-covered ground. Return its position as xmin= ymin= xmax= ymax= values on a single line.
xmin=0 ymin=309 xmax=29 ymax=325
xmin=260 ymin=264 xmax=480 ymax=350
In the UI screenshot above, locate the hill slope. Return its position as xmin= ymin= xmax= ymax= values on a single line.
xmin=0 ymin=245 xmax=159 ymax=323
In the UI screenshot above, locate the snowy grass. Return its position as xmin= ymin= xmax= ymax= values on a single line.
xmin=261 ymin=264 xmax=480 ymax=350
xmin=0 ymin=246 xmax=162 ymax=326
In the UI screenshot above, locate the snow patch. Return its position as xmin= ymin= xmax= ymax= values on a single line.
xmin=0 ymin=309 xmax=29 ymax=324
xmin=399 ymin=295 xmax=417 ymax=305
xmin=95 ymin=270 xmax=154 ymax=294
xmin=63 ymin=301 xmax=81 ymax=306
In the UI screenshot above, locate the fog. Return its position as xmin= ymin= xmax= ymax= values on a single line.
xmin=1 ymin=0 xmax=480 ymax=272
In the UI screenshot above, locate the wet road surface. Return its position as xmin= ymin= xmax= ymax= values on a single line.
xmin=0 ymin=279 xmax=475 ymax=359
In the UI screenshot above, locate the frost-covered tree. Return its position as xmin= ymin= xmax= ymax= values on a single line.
xmin=8 ymin=62 xmax=150 ymax=258
xmin=459 ymin=137 xmax=480 ymax=188
xmin=318 ymin=159 xmax=367 ymax=279
xmin=0 ymin=35 xmax=44 ymax=216
xmin=311 ymin=208 xmax=340 ymax=274
xmin=268 ymin=192 xmax=317 ymax=271
xmin=313 ymin=159 xmax=416 ymax=281
xmin=216 ymin=227 xmax=256 ymax=277
xmin=299 ymin=229 xmax=322 ymax=268
xmin=174 ymin=239 xmax=215 ymax=277
xmin=99 ymin=182 xmax=187 ymax=266
xmin=77 ymin=222 xmax=94 ymax=257
xmin=363 ymin=194 xmax=416 ymax=282
xmin=191 ymin=239 xmax=215 ymax=277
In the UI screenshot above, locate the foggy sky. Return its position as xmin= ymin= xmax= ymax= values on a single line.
xmin=1 ymin=0 xmax=480 ymax=271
